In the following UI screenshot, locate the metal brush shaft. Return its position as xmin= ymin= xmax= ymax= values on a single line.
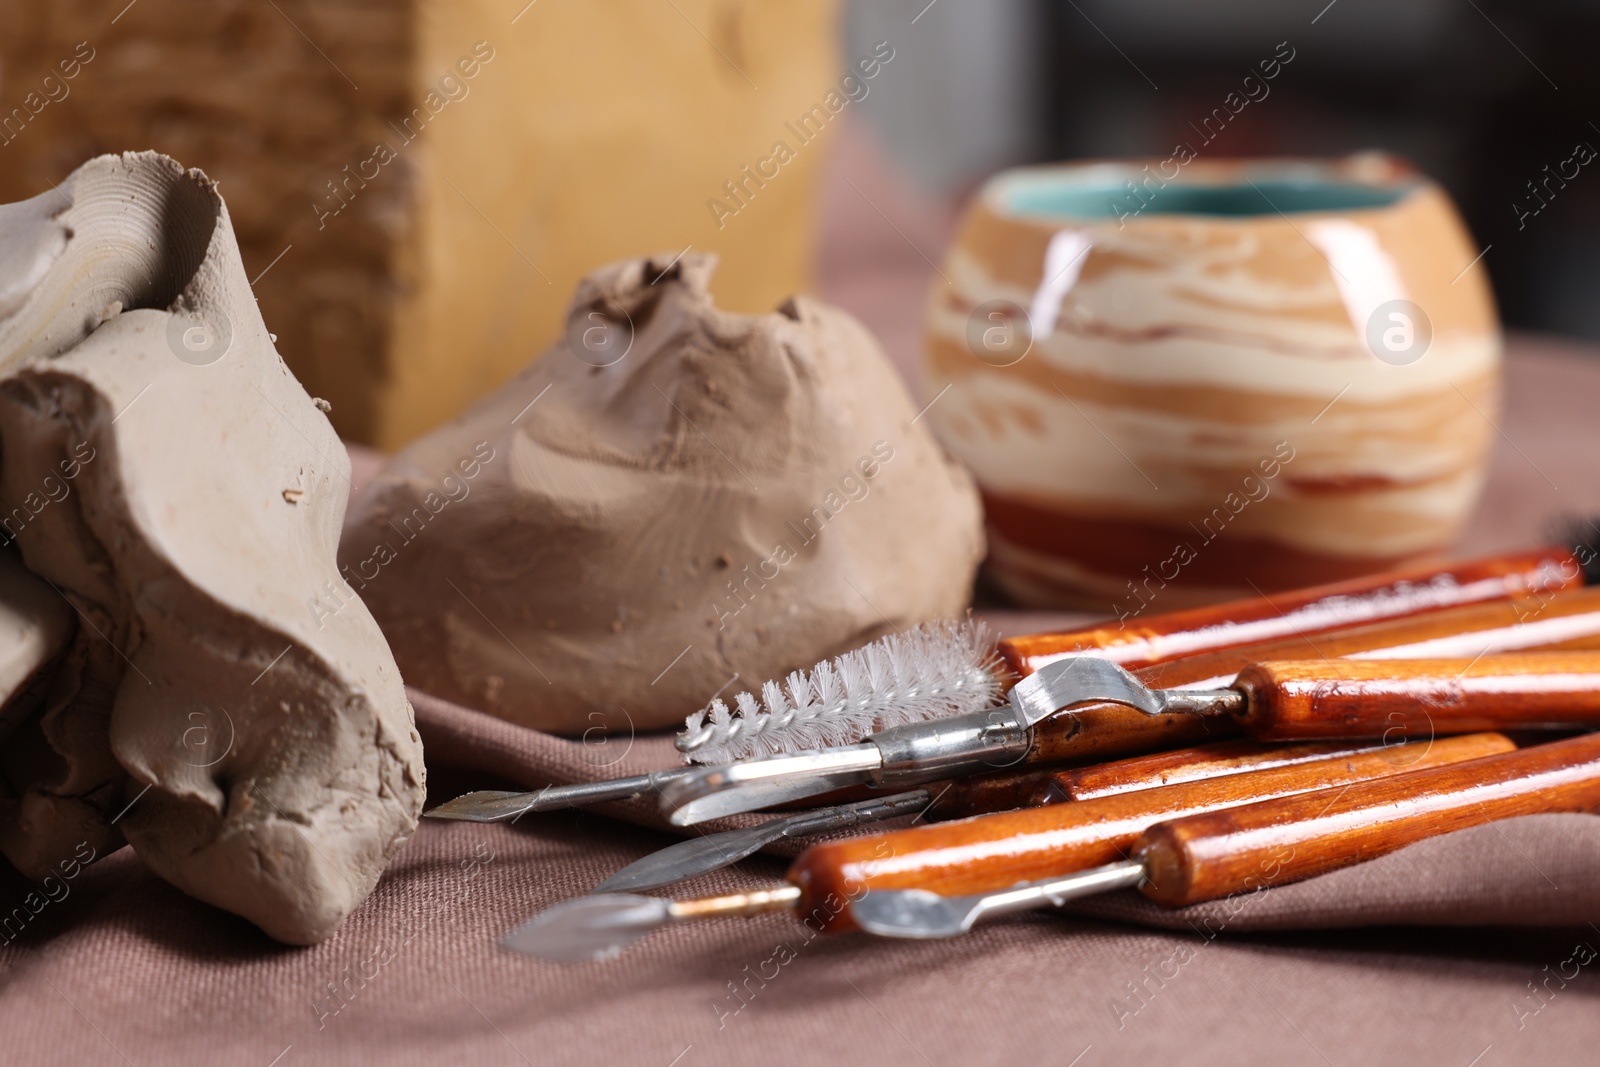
xmin=663 ymin=712 xmax=1023 ymax=824
xmin=662 ymin=657 xmax=1175 ymax=824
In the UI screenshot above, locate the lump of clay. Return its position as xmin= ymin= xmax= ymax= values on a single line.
xmin=0 ymin=152 xmax=425 ymax=943
xmin=343 ymin=252 xmax=984 ymax=733
xmin=0 ymin=550 xmax=79 ymax=874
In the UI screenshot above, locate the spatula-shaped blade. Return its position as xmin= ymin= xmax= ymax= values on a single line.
xmin=850 ymin=887 xmax=974 ymax=939
xmin=852 ymin=860 xmax=1146 ymax=939
xmin=502 ymin=894 xmax=674 ymax=963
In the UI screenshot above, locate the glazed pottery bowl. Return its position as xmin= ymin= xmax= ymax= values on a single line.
xmin=921 ymin=154 xmax=1502 ymax=613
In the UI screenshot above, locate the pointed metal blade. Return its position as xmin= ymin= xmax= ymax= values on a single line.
xmin=425 ymin=790 xmax=545 ymax=822
xmin=424 ymin=769 xmax=698 ymax=821
xmin=594 ymin=790 xmax=934 ymax=893
xmin=501 ymin=894 xmax=675 ymax=962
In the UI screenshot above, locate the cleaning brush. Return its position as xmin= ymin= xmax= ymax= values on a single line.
xmin=672 ymin=525 xmax=1600 ymax=762
xmin=675 ymin=619 xmax=1008 ymax=764
xmin=425 ymin=619 xmax=1010 ymax=822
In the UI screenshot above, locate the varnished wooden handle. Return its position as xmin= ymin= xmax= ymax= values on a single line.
xmin=998 ymin=547 xmax=1581 ymax=677
xmin=791 ymin=732 xmax=1514 ymax=933
xmin=1021 ymin=586 xmax=1600 ymax=769
xmin=1136 ymin=731 xmax=1600 ymax=908
xmin=935 ymin=738 xmax=1399 ymax=818
xmin=1235 ymin=653 xmax=1600 ymax=740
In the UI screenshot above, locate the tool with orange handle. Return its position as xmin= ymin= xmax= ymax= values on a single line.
xmin=678 ymin=539 xmax=1600 ymax=766
xmin=850 ymin=730 xmax=1600 ymax=938
xmin=999 ymin=536 xmax=1599 ymax=677
xmin=1005 ymin=651 xmax=1600 ymax=741
xmin=506 ymin=733 xmax=1509 ymax=960
xmin=1020 ymin=581 xmax=1600 ymax=766
xmin=661 ymin=599 xmax=1600 ymax=825
xmin=591 ymin=737 xmax=1414 ymax=893
xmin=430 ymin=562 xmax=1600 ymax=824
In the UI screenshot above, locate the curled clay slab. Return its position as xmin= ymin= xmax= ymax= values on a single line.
xmin=344 ymin=252 xmax=985 ymax=734
xmin=0 ymin=152 xmax=425 ymax=944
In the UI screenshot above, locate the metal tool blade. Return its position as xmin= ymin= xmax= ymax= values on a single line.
xmin=593 ymin=790 xmax=935 ymax=893
xmin=505 ymin=885 xmax=804 ymax=962
xmin=424 ymin=768 xmax=698 ymax=822
xmin=851 ymin=860 xmax=1146 ymax=939
xmin=1009 ymin=655 xmax=1239 ymax=723
xmin=425 ymin=790 xmax=544 ymax=822
xmin=849 ymin=887 xmax=972 ymax=939
xmin=502 ymin=894 xmax=674 ymax=962
xmin=592 ymin=826 xmax=787 ymax=895
xmin=662 ymin=744 xmax=886 ymax=826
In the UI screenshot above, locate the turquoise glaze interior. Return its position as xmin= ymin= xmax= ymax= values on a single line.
xmin=1002 ymin=173 xmax=1411 ymax=219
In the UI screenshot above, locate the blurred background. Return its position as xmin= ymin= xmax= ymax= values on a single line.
xmin=0 ymin=0 xmax=1593 ymax=442
xmin=848 ymin=0 xmax=1600 ymax=342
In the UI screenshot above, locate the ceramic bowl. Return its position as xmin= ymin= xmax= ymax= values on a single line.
xmin=921 ymin=154 xmax=1501 ymax=612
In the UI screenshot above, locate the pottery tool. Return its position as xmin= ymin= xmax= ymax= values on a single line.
xmin=504 ymin=732 xmax=1510 ymax=960
xmin=1023 ymin=650 xmax=1600 ymax=740
xmin=1013 ymin=525 xmax=1600 ymax=674
xmin=683 ymin=534 xmax=1600 ymax=762
xmin=850 ymin=730 xmax=1600 ymax=938
xmin=998 ymin=525 xmax=1599 ymax=676
xmin=430 ymin=584 xmax=1600 ymax=823
xmin=662 ymin=625 xmax=1600 ymax=825
xmin=592 ymin=737 xmax=1410 ymax=893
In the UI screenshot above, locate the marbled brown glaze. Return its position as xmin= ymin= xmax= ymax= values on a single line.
xmin=925 ymin=156 xmax=1502 ymax=609
xmin=792 ymin=733 xmax=1511 ymax=933
xmin=1137 ymin=732 xmax=1600 ymax=907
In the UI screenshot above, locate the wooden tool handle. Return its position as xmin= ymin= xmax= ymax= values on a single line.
xmin=998 ymin=547 xmax=1580 ymax=678
xmin=1020 ymin=586 xmax=1600 ymax=769
xmin=790 ymin=732 xmax=1513 ymax=933
xmin=934 ymin=738 xmax=1398 ymax=818
xmin=1234 ymin=653 xmax=1600 ymax=740
xmin=1136 ymin=732 xmax=1600 ymax=908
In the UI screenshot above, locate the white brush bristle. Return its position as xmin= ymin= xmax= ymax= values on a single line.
xmin=676 ymin=619 xmax=1007 ymax=764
